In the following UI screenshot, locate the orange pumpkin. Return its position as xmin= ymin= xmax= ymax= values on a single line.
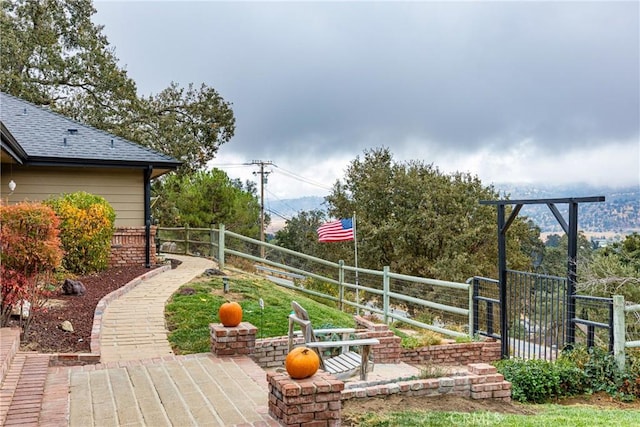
xmin=218 ymin=301 xmax=242 ymax=327
xmin=285 ymin=347 xmax=320 ymax=379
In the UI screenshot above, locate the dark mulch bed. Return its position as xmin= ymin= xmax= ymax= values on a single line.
xmin=12 ymin=265 xmax=161 ymax=353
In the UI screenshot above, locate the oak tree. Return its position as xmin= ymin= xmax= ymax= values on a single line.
xmin=152 ymin=169 xmax=261 ymax=238
xmin=0 ymin=0 xmax=235 ymax=173
xmin=279 ymin=148 xmax=540 ymax=283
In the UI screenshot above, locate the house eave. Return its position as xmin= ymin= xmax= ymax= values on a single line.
xmin=1 ymin=122 xmax=27 ymax=164
xmin=21 ymin=157 xmax=180 ymax=178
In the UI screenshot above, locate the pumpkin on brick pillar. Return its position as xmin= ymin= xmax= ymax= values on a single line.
xmin=285 ymin=347 xmax=320 ymax=379
xmin=218 ymin=301 xmax=243 ymax=327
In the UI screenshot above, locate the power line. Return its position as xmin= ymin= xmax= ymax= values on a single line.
xmin=271 ymin=164 xmax=333 ymax=192
xmin=212 ymin=161 xmax=333 ymax=193
xmin=210 ymin=163 xmax=253 ymax=169
xmin=265 ymin=187 xmax=300 ymax=215
xmin=266 ymin=207 xmax=291 ymax=222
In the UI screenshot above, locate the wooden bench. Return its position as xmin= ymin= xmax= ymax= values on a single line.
xmin=288 ymin=301 xmax=379 ymax=381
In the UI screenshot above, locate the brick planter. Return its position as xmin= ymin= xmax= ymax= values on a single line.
xmin=267 ymin=371 xmax=344 ymax=426
xmin=401 ymin=339 xmax=501 ymax=366
xmin=341 ymin=363 xmax=511 ymax=403
xmin=251 ymin=318 xmax=501 ymax=370
xmin=354 ymin=316 xmax=402 ymax=363
xmin=209 ymin=322 xmax=257 ymax=356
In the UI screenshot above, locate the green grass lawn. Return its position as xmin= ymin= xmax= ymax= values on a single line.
xmin=165 ymin=273 xmax=356 ymax=354
xmin=351 ymin=405 xmax=640 ymax=426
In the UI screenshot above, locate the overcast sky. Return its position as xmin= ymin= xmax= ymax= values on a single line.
xmin=93 ymin=1 xmax=639 ymax=200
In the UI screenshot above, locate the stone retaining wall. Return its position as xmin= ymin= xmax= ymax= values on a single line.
xmin=211 ymin=321 xmax=512 ymax=423
xmin=253 ymin=336 xmax=304 ymax=369
xmin=353 ymin=316 xmax=402 ymax=363
xmin=400 ymin=340 xmax=502 ymax=366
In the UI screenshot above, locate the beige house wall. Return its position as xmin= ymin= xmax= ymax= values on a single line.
xmin=0 ymin=165 xmax=145 ymax=227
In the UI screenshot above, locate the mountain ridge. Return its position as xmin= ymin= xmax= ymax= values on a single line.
xmin=266 ymin=183 xmax=639 ymax=235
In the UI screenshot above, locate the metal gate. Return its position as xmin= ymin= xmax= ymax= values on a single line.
xmin=473 ymin=271 xmax=614 ymax=360
xmin=505 ymin=270 xmax=567 ymax=360
xmin=473 ymin=271 xmax=567 ymax=360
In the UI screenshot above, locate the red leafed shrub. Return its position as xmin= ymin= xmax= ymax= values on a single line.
xmin=0 ymin=202 xmax=63 ymax=335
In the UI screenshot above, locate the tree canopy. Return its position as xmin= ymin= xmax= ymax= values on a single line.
xmin=277 ymin=147 xmax=541 ymax=282
xmin=0 ymin=0 xmax=235 ymax=173
xmin=152 ymin=169 xmax=262 ymax=238
xmin=0 ymin=0 xmax=137 ymax=116
xmin=578 ymin=233 xmax=640 ymax=303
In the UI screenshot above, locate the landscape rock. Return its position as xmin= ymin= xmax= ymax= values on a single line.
xmin=204 ymin=268 xmax=225 ymax=276
xmin=160 ymin=241 xmax=178 ymax=252
xmin=62 ymin=278 xmax=86 ymax=296
xmin=60 ymin=320 xmax=74 ymax=332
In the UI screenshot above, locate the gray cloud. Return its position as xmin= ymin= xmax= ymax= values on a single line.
xmin=94 ymin=1 xmax=639 ymax=194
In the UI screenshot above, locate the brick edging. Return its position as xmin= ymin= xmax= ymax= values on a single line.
xmin=0 ymin=328 xmax=21 ymax=384
xmin=340 ymin=363 xmax=511 ymax=402
xmin=89 ymin=264 xmax=172 ymax=355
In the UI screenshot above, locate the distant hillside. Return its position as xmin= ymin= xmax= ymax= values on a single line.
xmin=494 ymin=183 xmax=639 ymax=234
xmin=266 ymin=196 xmax=326 ymax=232
xmin=266 ymin=184 xmax=639 ymax=235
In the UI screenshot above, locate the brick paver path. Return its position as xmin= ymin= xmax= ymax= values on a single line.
xmin=1 ymin=352 xmax=50 ymax=426
xmin=63 ymin=354 xmax=273 ymax=426
xmin=36 ymin=255 xmax=276 ymax=426
xmin=99 ymin=255 xmax=215 ymax=362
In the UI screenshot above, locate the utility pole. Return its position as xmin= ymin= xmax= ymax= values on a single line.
xmin=251 ymin=160 xmax=272 ymax=257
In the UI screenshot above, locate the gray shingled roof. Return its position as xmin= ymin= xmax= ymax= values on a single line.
xmin=0 ymin=92 xmax=180 ymax=172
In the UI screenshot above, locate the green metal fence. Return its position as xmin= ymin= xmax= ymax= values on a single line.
xmin=157 ymin=224 xmax=472 ymax=338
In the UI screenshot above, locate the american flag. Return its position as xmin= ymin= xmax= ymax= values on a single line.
xmin=317 ymin=218 xmax=354 ymax=242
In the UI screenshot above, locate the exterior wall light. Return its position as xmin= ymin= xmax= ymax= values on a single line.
xmin=8 ymin=179 xmax=16 ymax=192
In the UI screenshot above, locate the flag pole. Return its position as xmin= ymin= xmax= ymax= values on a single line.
xmin=353 ymin=212 xmax=359 ymax=315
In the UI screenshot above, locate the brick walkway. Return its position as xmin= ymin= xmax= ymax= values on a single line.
xmin=0 ymin=340 xmax=50 ymax=426
xmin=1 ymin=255 xmax=278 ymax=426
xmin=58 ymin=354 xmax=273 ymax=426
xmin=98 ymin=255 xmax=216 ymax=362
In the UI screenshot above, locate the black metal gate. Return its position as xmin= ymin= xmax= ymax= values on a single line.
xmin=473 ymin=271 xmax=614 ymax=360
xmin=505 ymin=270 xmax=568 ymax=360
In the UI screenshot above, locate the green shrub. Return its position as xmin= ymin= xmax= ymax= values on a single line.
xmin=494 ymin=358 xmax=560 ymax=403
xmin=554 ymin=358 xmax=587 ymax=397
xmin=454 ymin=335 xmax=475 ymax=343
xmin=496 ymin=346 xmax=639 ymax=404
xmin=561 ymin=345 xmax=636 ymax=399
xmin=400 ymin=330 xmax=443 ymax=349
xmin=621 ymin=349 xmax=640 ymax=398
xmin=45 ymin=191 xmax=115 ymax=274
